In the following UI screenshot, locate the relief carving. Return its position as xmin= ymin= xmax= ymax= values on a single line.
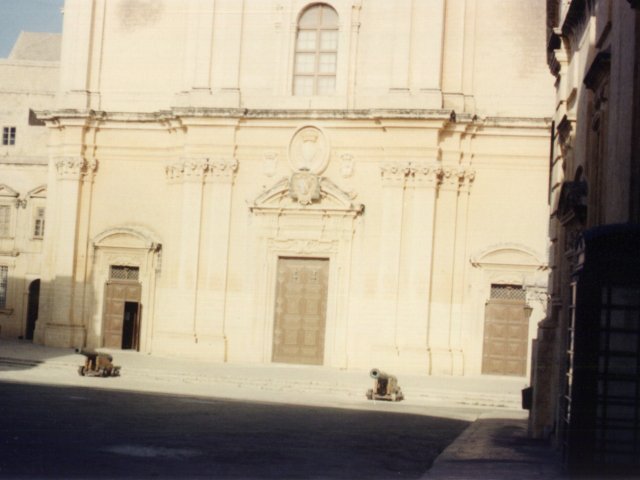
xmin=288 ymin=171 xmax=321 ymax=205
xmin=182 ymin=158 xmax=209 ymax=182
xmin=408 ymin=162 xmax=442 ymax=187
xmin=380 ymin=163 xmax=411 ymax=186
xmin=165 ymin=162 xmax=184 ymax=182
xmin=209 ymin=157 xmax=239 ymax=183
xmin=339 ymin=154 xmax=354 ymax=178
xmin=164 ymin=157 xmax=238 ymax=183
xmin=381 ymin=162 xmax=475 ymax=191
xmin=288 ymin=126 xmax=329 ymax=174
xmin=268 ymin=238 xmax=336 ymax=255
xmin=55 ymin=157 xmax=95 ymax=180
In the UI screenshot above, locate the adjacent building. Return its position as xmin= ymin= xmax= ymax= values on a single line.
xmin=532 ymin=0 xmax=640 ymax=474
xmin=0 ymin=32 xmax=60 ymax=340
xmin=2 ymin=0 xmax=554 ymax=378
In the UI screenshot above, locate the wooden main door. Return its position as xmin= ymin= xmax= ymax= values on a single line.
xmin=272 ymin=258 xmax=329 ymax=365
xmin=482 ymin=298 xmax=530 ymax=376
xmin=103 ymin=282 xmax=142 ymax=350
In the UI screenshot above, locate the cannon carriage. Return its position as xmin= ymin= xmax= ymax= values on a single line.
xmin=76 ymin=349 xmax=120 ymax=377
xmin=366 ymin=368 xmax=404 ymax=402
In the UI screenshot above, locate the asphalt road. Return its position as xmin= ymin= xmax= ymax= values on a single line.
xmin=0 ymin=380 xmax=470 ymax=479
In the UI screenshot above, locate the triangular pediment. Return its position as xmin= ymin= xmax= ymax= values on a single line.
xmin=0 ymin=184 xmax=19 ymax=198
xmin=27 ymin=185 xmax=47 ymax=198
xmin=250 ymin=176 xmax=364 ymax=215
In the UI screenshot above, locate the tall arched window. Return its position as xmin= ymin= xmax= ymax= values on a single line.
xmin=293 ymin=4 xmax=338 ymax=96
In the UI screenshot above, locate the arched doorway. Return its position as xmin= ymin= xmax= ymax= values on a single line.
xmin=25 ymin=279 xmax=40 ymax=340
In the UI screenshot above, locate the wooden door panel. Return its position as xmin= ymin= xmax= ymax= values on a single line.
xmin=482 ymin=299 xmax=529 ymax=376
xmin=103 ymin=281 xmax=142 ymax=349
xmin=273 ymin=258 xmax=328 ymax=365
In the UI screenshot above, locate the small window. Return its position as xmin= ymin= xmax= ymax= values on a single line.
xmin=490 ymin=284 xmax=526 ymax=301
xmin=293 ymin=4 xmax=338 ymax=96
xmin=110 ymin=265 xmax=140 ymax=281
xmin=2 ymin=127 xmax=16 ymax=146
xmin=0 ymin=205 xmax=11 ymax=237
xmin=0 ymin=266 xmax=7 ymax=309
xmin=33 ymin=207 xmax=45 ymax=239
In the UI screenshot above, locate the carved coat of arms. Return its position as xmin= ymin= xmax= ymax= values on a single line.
xmin=289 ymin=171 xmax=321 ymax=205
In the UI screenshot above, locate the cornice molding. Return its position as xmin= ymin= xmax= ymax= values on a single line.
xmin=560 ymin=0 xmax=591 ymax=44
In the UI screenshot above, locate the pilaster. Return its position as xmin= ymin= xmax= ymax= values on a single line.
xmin=179 ymin=0 xmax=216 ymax=105
xmin=163 ymin=157 xmax=238 ymax=360
xmin=448 ymin=168 xmax=475 ymax=374
xmin=395 ymin=162 xmax=441 ymax=372
xmin=43 ymin=156 xmax=95 ymax=348
xmin=57 ymin=0 xmax=96 ymax=109
xmin=389 ymin=0 xmax=412 ymax=93
xmin=194 ymin=157 xmax=238 ymax=360
xmin=375 ymin=163 xmax=408 ymax=365
xmin=428 ymin=165 xmax=474 ymax=374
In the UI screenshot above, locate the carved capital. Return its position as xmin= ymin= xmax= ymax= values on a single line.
xmin=459 ymin=168 xmax=476 ymax=193
xmin=165 ymin=157 xmax=238 ymax=184
xmin=408 ymin=162 xmax=442 ymax=188
xmin=55 ymin=157 xmax=89 ymax=180
xmin=182 ymin=158 xmax=209 ymax=182
xmin=439 ymin=167 xmax=466 ymax=190
xmin=209 ymin=157 xmax=238 ymax=183
xmin=165 ymin=162 xmax=184 ymax=182
xmin=380 ymin=163 xmax=410 ymax=186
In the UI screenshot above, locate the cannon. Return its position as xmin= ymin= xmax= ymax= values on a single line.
xmin=76 ymin=349 xmax=120 ymax=377
xmin=366 ymin=368 xmax=404 ymax=401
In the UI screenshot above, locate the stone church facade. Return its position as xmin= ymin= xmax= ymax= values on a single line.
xmin=4 ymin=0 xmax=554 ymax=376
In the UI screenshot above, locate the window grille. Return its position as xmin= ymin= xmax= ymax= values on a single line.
xmin=109 ymin=265 xmax=139 ymax=281
xmin=293 ymin=4 xmax=338 ymax=96
xmin=2 ymin=127 xmax=16 ymax=146
xmin=0 ymin=266 xmax=7 ymax=308
xmin=0 ymin=205 xmax=10 ymax=237
xmin=33 ymin=207 xmax=45 ymax=238
xmin=490 ymin=284 xmax=526 ymax=301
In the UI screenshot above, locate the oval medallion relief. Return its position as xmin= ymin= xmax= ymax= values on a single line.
xmin=288 ymin=126 xmax=330 ymax=174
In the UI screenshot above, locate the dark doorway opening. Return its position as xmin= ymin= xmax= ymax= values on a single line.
xmin=25 ymin=279 xmax=40 ymax=340
xmin=122 ymin=301 xmax=140 ymax=350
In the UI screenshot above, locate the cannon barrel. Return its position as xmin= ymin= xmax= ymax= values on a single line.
xmin=75 ymin=348 xmax=96 ymax=357
xmin=75 ymin=348 xmax=113 ymax=362
xmin=370 ymin=368 xmax=395 ymax=381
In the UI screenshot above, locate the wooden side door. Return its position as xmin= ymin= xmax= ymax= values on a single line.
xmin=103 ymin=282 xmax=142 ymax=349
xmin=482 ymin=299 xmax=530 ymax=376
xmin=272 ymin=258 xmax=329 ymax=365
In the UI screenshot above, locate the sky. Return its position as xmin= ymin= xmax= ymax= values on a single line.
xmin=0 ymin=0 xmax=64 ymax=58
